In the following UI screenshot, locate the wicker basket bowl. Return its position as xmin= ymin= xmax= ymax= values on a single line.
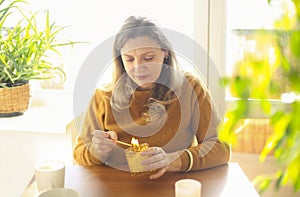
xmin=0 ymin=82 xmax=30 ymax=117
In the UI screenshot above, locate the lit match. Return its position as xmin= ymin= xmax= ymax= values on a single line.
xmin=115 ymin=140 xmax=132 ymax=147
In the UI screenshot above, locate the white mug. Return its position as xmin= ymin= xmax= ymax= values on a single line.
xmin=34 ymin=160 xmax=65 ymax=192
xmin=37 ymin=188 xmax=79 ymax=197
xmin=175 ymin=179 xmax=202 ymax=197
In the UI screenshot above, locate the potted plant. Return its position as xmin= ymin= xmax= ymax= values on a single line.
xmin=219 ymin=0 xmax=300 ymax=194
xmin=0 ymin=0 xmax=75 ymax=117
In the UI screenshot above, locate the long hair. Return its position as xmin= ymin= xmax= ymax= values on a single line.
xmin=109 ymin=15 xmax=183 ymax=119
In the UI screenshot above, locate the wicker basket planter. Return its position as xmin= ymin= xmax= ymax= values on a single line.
xmin=0 ymin=82 xmax=30 ymax=117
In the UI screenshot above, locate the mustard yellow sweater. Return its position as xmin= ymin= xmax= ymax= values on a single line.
xmin=73 ymin=73 xmax=230 ymax=171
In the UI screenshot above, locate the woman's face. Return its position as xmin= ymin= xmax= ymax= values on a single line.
xmin=120 ymin=36 xmax=168 ymax=90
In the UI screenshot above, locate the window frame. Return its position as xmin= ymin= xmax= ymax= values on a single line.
xmin=194 ymin=0 xmax=227 ymax=116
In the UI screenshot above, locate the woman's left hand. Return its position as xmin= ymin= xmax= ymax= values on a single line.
xmin=140 ymin=147 xmax=182 ymax=180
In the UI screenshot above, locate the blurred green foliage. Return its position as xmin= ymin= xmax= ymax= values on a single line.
xmin=219 ymin=0 xmax=300 ymax=194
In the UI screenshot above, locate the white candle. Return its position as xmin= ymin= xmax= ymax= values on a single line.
xmin=175 ymin=179 xmax=201 ymax=197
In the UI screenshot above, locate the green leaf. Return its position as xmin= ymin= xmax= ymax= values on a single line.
xmin=275 ymin=171 xmax=284 ymax=190
xmin=289 ymin=31 xmax=300 ymax=58
xmin=219 ymin=77 xmax=230 ymax=87
xmin=45 ymin=10 xmax=50 ymax=40
xmin=259 ymin=178 xmax=272 ymax=194
xmin=271 ymin=111 xmax=285 ymax=124
xmin=261 ymin=99 xmax=271 ymax=114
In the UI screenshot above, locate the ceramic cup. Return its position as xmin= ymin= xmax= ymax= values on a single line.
xmin=37 ymin=188 xmax=79 ymax=197
xmin=34 ymin=160 xmax=65 ymax=192
xmin=175 ymin=179 xmax=202 ymax=197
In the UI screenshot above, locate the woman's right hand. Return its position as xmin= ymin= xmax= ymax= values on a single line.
xmin=91 ymin=130 xmax=118 ymax=162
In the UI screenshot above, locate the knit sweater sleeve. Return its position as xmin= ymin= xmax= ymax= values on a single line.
xmin=179 ymin=75 xmax=231 ymax=171
xmin=73 ymin=90 xmax=106 ymax=166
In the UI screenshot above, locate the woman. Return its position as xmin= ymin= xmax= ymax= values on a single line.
xmin=73 ymin=15 xmax=230 ymax=180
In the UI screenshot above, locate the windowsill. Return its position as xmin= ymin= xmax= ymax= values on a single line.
xmin=0 ymin=91 xmax=74 ymax=134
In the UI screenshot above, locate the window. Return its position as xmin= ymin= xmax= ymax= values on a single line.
xmin=226 ymin=0 xmax=296 ymax=96
xmin=13 ymin=0 xmax=194 ymax=94
xmin=1 ymin=0 xmax=200 ymax=133
xmin=4 ymin=0 xmax=201 ymax=115
xmin=194 ymin=0 xmax=227 ymax=115
xmin=57 ymin=0 xmax=224 ymax=115
xmin=224 ymin=0 xmax=297 ymax=117
xmin=4 ymin=0 xmax=227 ymax=116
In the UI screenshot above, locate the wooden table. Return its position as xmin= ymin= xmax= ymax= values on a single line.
xmin=23 ymin=163 xmax=259 ymax=197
